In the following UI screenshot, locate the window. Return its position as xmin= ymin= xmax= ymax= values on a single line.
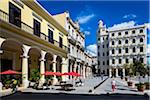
xmin=140 ymin=58 xmax=144 ymax=63
xmin=125 ymin=39 xmax=128 ymax=44
xmin=140 ymin=47 xmax=143 ymax=52
xmin=119 ymin=59 xmax=122 ymax=64
xmin=107 ymin=60 xmax=109 ymax=65
xmin=118 ymin=32 xmax=121 ymax=36
xmin=112 ymin=41 xmax=114 ymax=45
xmin=125 ymin=31 xmax=128 ymax=35
xmin=59 ymin=37 xmax=63 ymax=48
xmin=112 ymin=59 xmax=115 ymax=64
xmin=107 ymin=44 xmax=109 ymax=48
xmin=118 ymin=40 xmax=121 ymax=45
xmin=132 ymin=30 xmax=135 ymax=34
xmin=98 ymin=38 xmax=100 ymax=41
xmin=132 ymin=39 xmax=136 ymax=43
xmin=133 ymin=58 xmax=136 ymax=63
xmin=133 ymin=47 xmax=136 ymax=53
xmin=98 ymin=46 xmax=100 ymax=49
xmin=103 ymin=45 xmax=104 ymax=48
xmin=107 ymin=51 xmax=109 ymax=56
xmin=112 ymin=33 xmax=114 ymax=36
xmin=103 ymin=61 xmax=105 ymax=65
xmin=48 ymin=29 xmax=54 ymax=43
xmin=140 ymin=38 xmax=143 ymax=42
xmin=103 ymin=37 xmax=105 ymax=40
xmin=33 ymin=19 xmax=41 ymax=37
xmin=9 ymin=2 xmax=21 ymax=27
xmin=126 ymin=58 xmax=129 ymax=63
xmin=119 ymin=48 xmax=121 ymax=54
xmin=98 ymin=61 xmax=100 ymax=65
xmin=68 ymin=25 xmax=70 ymax=29
xmin=98 ymin=52 xmax=100 ymax=56
xmin=68 ymin=45 xmax=70 ymax=53
xmin=125 ymin=48 xmax=128 ymax=53
xmin=106 ymin=37 xmax=108 ymax=40
xmin=112 ymin=49 xmax=115 ymax=54
xmin=140 ymin=29 xmax=143 ymax=33
xmin=103 ymin=52 xmax=105 ymax=56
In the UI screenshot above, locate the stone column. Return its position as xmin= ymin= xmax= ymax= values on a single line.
xmin=109 ymin=68 xmax=112 ymax=77
xmin=74 ymin=62 xmax=77 ymax=73
xmin=62 ymin=58 xmax=68 ymax=81
xmin=22 ymin=45 xmax=30 ymax=88
xmin=83 ymin=66 xmax=85 ymax=79
xmin=39 ymin=51 xmax=46 ymax=85
xmin=122 ymin=68 xmax=125 ymax=77
xmin=116 ymin=68 xmax=118 ymax=77
xmin=52 ymin=55 xmax=57 ymax=84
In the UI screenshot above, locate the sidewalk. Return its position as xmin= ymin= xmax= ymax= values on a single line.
xmin=94 ymin=78 xmax=148 ymax=95
xmin=22 ymin=77 xmax=107 ymax=94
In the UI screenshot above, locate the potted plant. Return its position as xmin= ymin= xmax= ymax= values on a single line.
xmin=125 ymin=77 xmax=127 ymax=81
xmin=137 ymin=83 xmax=145 ymax=92
xmin=144 ymin=82 xmax=150 ymax=90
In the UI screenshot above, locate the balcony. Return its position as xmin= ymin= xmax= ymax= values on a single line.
xmin=0 ymin=9 xmax=68 ymax=52
xmin=68 ymin=35 xmax=76 ymax=45
xmin=76 ymin=41 xmax=81 ymax=48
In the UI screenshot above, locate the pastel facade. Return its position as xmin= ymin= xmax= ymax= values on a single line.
xmin=0 ymin=0 xmax=69 ymax=87
xmin=53 ymin=11 xmax=93 ymax=78
xmin=97 ymin=20 xmax=147 ymax=77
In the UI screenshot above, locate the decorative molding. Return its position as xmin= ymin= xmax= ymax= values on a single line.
xmin=12 ymin=0 xmax=24 ymax=8
xmin=32 ymin=12 xmax=42 ymax=22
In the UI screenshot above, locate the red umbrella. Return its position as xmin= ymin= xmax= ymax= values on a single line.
xmin=53 ymin=72 xmax=63 ymax=76
xmin=42 ymin=71 xmax=55 ymax=75
xmin=42 ymin=71 xmax=63 ymax=76
xmin=0 ymin=70 xmax=21 ymax=75
xmin=63 ymin=72 xmax=80 ymax=76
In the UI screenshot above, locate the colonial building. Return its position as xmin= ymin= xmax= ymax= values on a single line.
xmin=97 ymin=20 xmax=147 ymax=77
xmin=0 ymin=0 xmax=69 ymax=87
xmin=53 ymin=11 xmax=92 ymax=79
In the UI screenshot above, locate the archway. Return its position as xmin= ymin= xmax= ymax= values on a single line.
xmin=45 ymin=53 xmax=53 ymax=71
xmin=0 ymin=39 xmax=23 ymax=84
xmin=28 ymin=47 xmax=41 ymax=82
xmin=56 ymin=56 xmax=62 ymax=81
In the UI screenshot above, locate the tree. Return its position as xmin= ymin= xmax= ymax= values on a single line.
xmin=133 ymin=61 xmax=147 ymax=76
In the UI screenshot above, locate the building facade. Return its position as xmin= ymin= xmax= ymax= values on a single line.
xmin=53 ymin=11 xmax=93 ymax=79
xmin=97 ymin=20 xmax=147 ymax=77
xmin=0 ymin=0 xmax=69 ymax=87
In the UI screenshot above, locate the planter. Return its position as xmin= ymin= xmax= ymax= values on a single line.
xmin=125 ymin=77 xmax=128 ymax=81
xmin=137 ymin=84 xmax=145 ymax=92
xmin=145 ymin=82 xmax=150 ymax=90
xmin=127 ymin=81 xmax=133 ymax=86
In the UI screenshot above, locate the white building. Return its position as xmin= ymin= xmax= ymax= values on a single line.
xmin=97 ymin=20 xmax=147 ymax=77
xmin=53 ymin=11 xmax=93 ymax=79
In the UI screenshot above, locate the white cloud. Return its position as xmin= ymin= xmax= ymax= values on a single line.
xmin=86 ymin=44 xmax=97 ymax=56
xmin=108 ymin=21 xmax=136 ymax=31
xmin=77 ymin=14 xmax=95 ymax=24
xmin=84 ymin=31 xmax=90 ymax=35
xmin=123 ymin=14 xmax=137 ymax=19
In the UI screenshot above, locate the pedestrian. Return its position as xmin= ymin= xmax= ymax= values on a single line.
xmin=101 ymin=74 xmax=103 ymax=80
xmin=111 ymin=79 xmax=116 ymax=92
xmin=11 ymin=79 xmax=17 ymax=93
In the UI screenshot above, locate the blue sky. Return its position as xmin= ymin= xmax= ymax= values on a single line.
xmin=38 ymin=1 xmax=149 ymax=56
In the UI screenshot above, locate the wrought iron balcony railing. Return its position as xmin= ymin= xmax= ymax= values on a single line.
xmin=0 ymin=9 xmax=68 ymax=52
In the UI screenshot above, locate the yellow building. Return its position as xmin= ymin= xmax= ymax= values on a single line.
xmin=0 ymin=0 xmax=68 ymax=88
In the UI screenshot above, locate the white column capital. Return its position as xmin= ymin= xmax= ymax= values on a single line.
xmin=22 ymin=45 xmax=30 ymax=57
xmin=40 ymin=50 xmax=46 ymax=60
